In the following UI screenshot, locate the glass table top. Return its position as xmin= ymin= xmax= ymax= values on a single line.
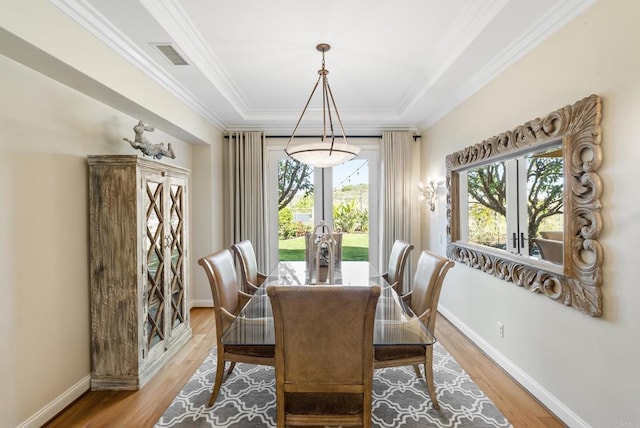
xmin=221 ymin=261 xmax=436 ymax=347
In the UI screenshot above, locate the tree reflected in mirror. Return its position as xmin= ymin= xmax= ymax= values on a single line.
xmin=467 ymin=161 xmax=506 ymax=249
xmin=526 ymin=146 xmax=563 ymax=260
xmin=464 ymin=144 xmax=563 ymax=260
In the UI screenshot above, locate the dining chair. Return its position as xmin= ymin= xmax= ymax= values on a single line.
xmin=267 ymin=284 xmax=381 ymax=428
xmin=231 ymin=240 xmax=267 ymax=294
xmin=374 ymin=250 xmax=454 ymax=409
xmin=532 ymin=237 xmax=563 ymax=264
xmin=382 ymin=239 xmax=414 ymax=294
xmin=198 ymin=249 xmax=274 ymax=406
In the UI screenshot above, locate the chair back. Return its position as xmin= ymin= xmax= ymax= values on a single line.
xmin=532 ymin=238 xmax=563 ymax=264
xmin=267 ymin=285 xmax=380 ymax=427
xmin=539 ymin=230 xmax=563 ymax=240
xmin=385 ymin=239 xmax=414 ymax=292
xmin=198 ymin=249 xmax=241 ymax=336
xmin=232 ymin=240 xmax=261 ymax=288
xmin=410 ymin=250 xmax=454 ymax=333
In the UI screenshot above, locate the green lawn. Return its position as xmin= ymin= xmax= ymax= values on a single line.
xmin=279 ymin=233 xmax=369 ymax=261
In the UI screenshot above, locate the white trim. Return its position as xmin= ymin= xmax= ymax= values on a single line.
xmin=419 ymin=0 xmax=596 ymax=130
xmin=399 ymin=0 xmax=510 ymax=113
xmin=190 ymin=299 xmax=213 ymax=308
xmin=437 ymin=305 xmax=590 ymax=428
xmin=51 ymin=0 xmax=226 ymax=128
xmin=18 ymin=375 xmax=90 ymax=428
xmin=139 ymin=0 xmax=249 ymax=115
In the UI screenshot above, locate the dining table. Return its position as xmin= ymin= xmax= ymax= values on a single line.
xmin=222 ymin=261 xmax=435 ymax=347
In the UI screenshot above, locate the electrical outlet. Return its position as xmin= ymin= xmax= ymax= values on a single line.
xmin=497 ymin=322 xmax=504 ymax=338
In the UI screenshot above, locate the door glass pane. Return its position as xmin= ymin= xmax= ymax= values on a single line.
xmin=527 ymin=144 xmax=564 ymax=263
xmin=144 ymin=179 xmax=165 ymax=349
xmin=278 ymin=159 xmax=314 ymax=261
xmin=269 ymin=147 xmax=379 ymax=270
xmin=332 ymin=159 xmax=369 ymax=261
xmin=466 ymin=161 xmax=507 ymax=250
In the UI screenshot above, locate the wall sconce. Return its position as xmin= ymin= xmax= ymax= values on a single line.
xmin=417 ymin=178 xmax=441 ymax=211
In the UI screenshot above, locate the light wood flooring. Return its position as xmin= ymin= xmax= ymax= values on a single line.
xmin=44 ymin=307 xmax=566 ymax=427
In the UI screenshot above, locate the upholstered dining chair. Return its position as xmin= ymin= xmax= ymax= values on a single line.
xmin=198 ymin=249 xmax=274 ymax=406
xmin=267 ymin=284 xmax=381 ymax=428
xmin=231 ymin=240 xmax=267 ymax=294
xmin=374 ymin=250 xmax=454 ymax=409
xmin=382 ymin=239 xmax=414 ymax=294
xmin=532 ymin=238 xmax=563 ymax=264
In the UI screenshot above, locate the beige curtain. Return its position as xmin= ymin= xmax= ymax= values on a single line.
xmin=224 ymin=131 xmax=268 ymax=271
xmin=381 ymin=131 xmax=414 ymax=293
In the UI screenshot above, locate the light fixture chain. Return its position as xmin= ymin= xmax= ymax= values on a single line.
xmin=323 ymin=75 xmax=336 ymax=155
xmin=285 ymin=74 xmax=322 ymax=150
xmin=284 ymin=43 xmax=361 ymax=168
xmin=322 ymin=72 xmax=327 ymax=143
xmin=325 ymin=82 xmax=349 ymax=145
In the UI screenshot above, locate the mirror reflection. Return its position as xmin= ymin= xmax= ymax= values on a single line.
xmin=527 ymin=145 xmax=564 ymax=264
xmin=461 ymin=144 xmax=564 ymax=265
xmin=445 ymin=94 xmax=603 ymax=316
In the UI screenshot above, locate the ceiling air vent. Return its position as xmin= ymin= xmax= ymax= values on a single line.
xmin=152 ymin=43 xmax=189 ymax=66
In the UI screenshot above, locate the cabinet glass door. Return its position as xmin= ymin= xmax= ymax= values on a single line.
xmin=168 ymin=178 xmax=187 ymax=330
xmin=143 ymin=175 xmax=166 ymax=352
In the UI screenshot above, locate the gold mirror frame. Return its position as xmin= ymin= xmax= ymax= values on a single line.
xmin=446 ymin=95 xmax=603 ymax=316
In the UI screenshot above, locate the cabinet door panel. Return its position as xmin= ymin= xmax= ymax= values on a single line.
xmin=142 ymin=172 xmax=167 ymax=357
xmin=167 ymin=176 xmax=187 ymax=331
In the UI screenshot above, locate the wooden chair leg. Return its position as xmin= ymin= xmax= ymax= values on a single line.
xmin=412 ymin=364 xmax=422 ymax=378
xmin=425 ymin=346 xmax=440 ymax=410
xmin=208 ymin=355 xmax=226 ymax=406
xmin=226 ymin=361 xmax=236 ymax=375
xmin=276 ymin=389 xmax=285 ymax=428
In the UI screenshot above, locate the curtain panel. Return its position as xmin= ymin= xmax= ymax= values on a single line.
xmin=381 ymin=130 xmax=415 ymax=293
xmin=225 ymin=131 xmax=268 ymax=271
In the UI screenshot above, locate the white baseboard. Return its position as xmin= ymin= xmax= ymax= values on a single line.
xmin=438 ymin=305 xmax=590 ymax=428
xmin=18 ymin=375 xmax=90 ymax=428
xmin=22 ymin=302 xmax=212 ymax=427
xmin=190 ymin=299 xmax=213 ymax=308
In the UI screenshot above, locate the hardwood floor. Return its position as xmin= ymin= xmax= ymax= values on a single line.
xmin=44 ymin=307 xmax=565 ymax=427
xmin=435 ymin=316 xmax=566 ymax=428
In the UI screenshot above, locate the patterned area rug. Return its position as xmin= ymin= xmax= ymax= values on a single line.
xmin=156 ymin=342 xmax=511 ymax=427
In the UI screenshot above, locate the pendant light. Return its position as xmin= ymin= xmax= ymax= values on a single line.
xmin=284 ymin=43 xmax=360 ymax=168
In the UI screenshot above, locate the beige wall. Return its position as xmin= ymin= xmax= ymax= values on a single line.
xmin=421 ymin=0 xmax=640 ymax=426
xmin=191 ymin=143 xmax=225 ymax=306
xmin=0 ymin=51 xmax=223 ymax=427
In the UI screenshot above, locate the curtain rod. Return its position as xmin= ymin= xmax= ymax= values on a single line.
xmin=224 ymin=135 xmax=421 ymax=140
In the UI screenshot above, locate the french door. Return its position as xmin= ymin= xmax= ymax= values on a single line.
xmin=266 ymin=145 xmax=379 ymax=271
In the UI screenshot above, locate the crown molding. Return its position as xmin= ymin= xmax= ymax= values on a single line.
xmin=51 ymin=0 xmax=227 ymax=128
xmin=399 ymin=0 xmax=510 ymax=114
xmin=138 ymin=0 xmax=250 ymax=117
xmin=418 ymin=0 xmax=596 ymax=130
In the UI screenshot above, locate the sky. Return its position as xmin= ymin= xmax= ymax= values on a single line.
xmin=332 ymin=159 xmax=368 ymax=189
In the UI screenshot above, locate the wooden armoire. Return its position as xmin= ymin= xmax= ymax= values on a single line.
xmin=88 ymin=155 xmax=191 ymax=390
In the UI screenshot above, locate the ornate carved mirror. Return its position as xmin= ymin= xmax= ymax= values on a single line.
xmin=446 ymin=95 xmax=603 ymax=316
